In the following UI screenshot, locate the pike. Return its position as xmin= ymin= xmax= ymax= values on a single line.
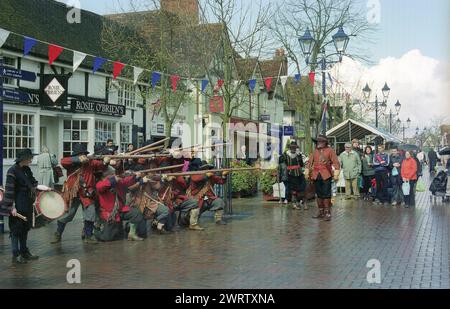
xmin=163 ymin=167 xmax=260 ymax=177
xmin=127 ymin=137 xmax=170 ymax=155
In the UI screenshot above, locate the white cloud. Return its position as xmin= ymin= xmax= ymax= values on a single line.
xmin=330 ymin=50 xmax=450 ymax=128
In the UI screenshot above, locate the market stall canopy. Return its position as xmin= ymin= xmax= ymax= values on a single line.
xmin=326 ymin=119 xmax=403 ymax=144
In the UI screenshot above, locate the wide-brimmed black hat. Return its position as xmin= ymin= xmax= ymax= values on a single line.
xmin=72 ymin=143 xmax=90 ymax=156
xmin=199 ymin=160 xmax=214 ymax=170
xmin=188 ymin=158 xmax=203 ymax=171
xmin=312 ymin=135 xmax=329 ymax=144
xmin=15 ymin=149 xmax=37 ymax=163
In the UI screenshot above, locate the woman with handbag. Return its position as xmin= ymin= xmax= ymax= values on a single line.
xmin=36 ymin=146 xmax=58 ymax=188
xmin=401 ymin=151 xmax=418 ymax=208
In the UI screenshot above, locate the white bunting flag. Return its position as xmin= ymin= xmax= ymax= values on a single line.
xmin=0 ymin=28 xmax=11 ymax=48
xmin=280 ymin=76 xmax=288 ymax=89
xmin=133 ymin=67 xmax=144 ymax=85
xmin=73 ymin=51 xmax=87 ymax=72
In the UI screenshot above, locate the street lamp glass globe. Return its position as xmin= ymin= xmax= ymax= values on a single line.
xmin=395 ymin=100 xmax=401 ymax=113
xmin=382 ymin=82 xmax=391 ymax=100
xmin=332 ymin=26 xmax=349 ymax=54
xmin=407 ymin=118 xmax=411 ymax=128
xmin=362 ymin=83 xmax=371 ymax=100
xmin=299 ymin=29 xmax=315 ymax=57
xmin=397 ymin=118 xmax=401 ymax=124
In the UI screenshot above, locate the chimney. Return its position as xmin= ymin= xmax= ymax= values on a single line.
xmin=161 ymin=0 xmax=199 ymax=24
xmin=274 ymin=48 xmax=288 ymax=76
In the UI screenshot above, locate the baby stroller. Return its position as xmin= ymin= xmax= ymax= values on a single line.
xmin=429 ymin=170 xmax=447 ymax=203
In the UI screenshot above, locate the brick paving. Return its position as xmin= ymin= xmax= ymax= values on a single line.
xmin=0 ymin=171 xmax=449 ymax=289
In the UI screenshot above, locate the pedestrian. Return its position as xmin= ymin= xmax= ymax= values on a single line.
xmin=389 ymin=147 xmax=405 ymax=206
xmin=304 ymin=135 xmax=340 ymax=221
xmin=127 ymin=143 xmax=135 ymax=153
xmin=338 ymin=143 xmax=362 ymax=200
xmin=278 ymin=154 xmax=289 ymax=205
xmin=361 ymin=146 xmax=375 ymax=201
xmin=0 ymin=149 xmax=51 ymax=264
xmin=352 ymin=138 xmax=363 ymax=156
xmin=280 ymin=141 xmax=307 ymax=209
xmin=373 ymin=144 xmax=390 ymax=205
xmin=401 ymin=151 xmax=418 ymax=208
xmin=36 ymin=146 xmax=58 ymax=189
xmin=416 ymin=149 xmax=426 ymax=170
xmin=428 ymin=148 xmax=438 ymax=174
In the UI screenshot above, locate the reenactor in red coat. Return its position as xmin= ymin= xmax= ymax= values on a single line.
xmin=187 ymin=161 xmax=228 ymax=225
xmin=305 ymin=136 xmax=340 ymax=221
xmin=51 ymin=143 xmax=110 ymax=244
xmin=95 ymin=166 xmax=145 ymax=241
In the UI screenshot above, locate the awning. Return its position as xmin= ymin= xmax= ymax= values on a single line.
xmin=326 ymin=119 xmax=403 ymax=144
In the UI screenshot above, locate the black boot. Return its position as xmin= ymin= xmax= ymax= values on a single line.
xmin=21 ymin=250 xmax=39 ymax=261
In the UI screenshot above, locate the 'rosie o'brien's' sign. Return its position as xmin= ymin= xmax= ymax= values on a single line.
xmin=71 ymin=99 xmax=126 ymax=117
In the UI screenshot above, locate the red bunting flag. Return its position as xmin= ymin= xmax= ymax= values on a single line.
xmin=171 ymin=75 xmax=181 ymax=92
xmin=264 ymin=77 xmax=273 ymax=92
xmin=48 ymin=44 xmax=64 ymax=65
xmin=214 ymin=79 xmax=224 ymax=92
xmin=308 ymin=72 xmax=315 ymax=86
xmin=113 ymin=62 xmax=126 ymax=79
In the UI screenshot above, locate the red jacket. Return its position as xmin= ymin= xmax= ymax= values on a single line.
xmin=401 ymin=157 xmax=418 ymax=181
xmin=188 ymin=174 xmax=225 ymax=209
xmin=96 ymin=175 xmax=139 ymax=222
xmin=61 ymin=157 xmax=107 ymax=208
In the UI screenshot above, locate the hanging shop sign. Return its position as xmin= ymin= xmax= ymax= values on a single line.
xmin=41 ymin=74 xmax=68 ymax=106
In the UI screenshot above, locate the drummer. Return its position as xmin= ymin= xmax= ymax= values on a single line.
xmin=0 ymin=149 xmax=51 ymax=264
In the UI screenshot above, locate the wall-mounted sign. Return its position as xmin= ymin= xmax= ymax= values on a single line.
xmin=0 ymin=67 xmax=37 ymax=82
xmin=260 ymin=115 xmax=270 ymax=121
xmin=283 ymin=126 xmax=294 ymax=136
xmin=71 ymin=99 xmax=126 ymax=117
xmin=41 ymin=75 xmax=68 ymax=106
xmin=157 ymin=124 xmax=165 ymax=134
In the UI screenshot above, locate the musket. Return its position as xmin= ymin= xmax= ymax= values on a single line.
xmin=90 ymin=152 xmax=166 ymax=160
xmin=138 ymin=164 xmax=185 ymax=174
xmin=128 ymin=137 xmax=170 ymax=155
xmin=163 ymin=167 xmax=260 ymax=177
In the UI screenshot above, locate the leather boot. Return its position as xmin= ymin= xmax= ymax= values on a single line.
xmin=323 ymin=199 xmax=332 ymax=221
xmin=189 ymin=208 xmax=204 ymax=231
xmin=21 ymin=250 xmax=39 ymax=261
xmin=312 ymin=198 xmax=324 ymax=219
xmin=215 ymin=210 xmax=227 ymax=225
xmin=12 ymin=255 xmax=27 ymax=265
xmin=128 ymin=223 xmax=144 ymax=241
xmin=84 ymin=235 xmax=99 ymax=244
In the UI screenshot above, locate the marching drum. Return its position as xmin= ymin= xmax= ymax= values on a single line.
xmin=35 ymin=191 xmax=66 ymax=221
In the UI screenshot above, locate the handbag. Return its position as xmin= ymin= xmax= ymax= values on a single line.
xmin=416 ymin=179 xmax=426 ymax=192
xmin=402 ymin=181 xmax=410 ymax=196
xmin=392 ymin=167 xmax=399 ymax=176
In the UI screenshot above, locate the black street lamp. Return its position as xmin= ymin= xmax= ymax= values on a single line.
xmin=299 ymin=26 xmax=350 ymax=135
xmin=385 ymin=100 xmax=402 ymax=133
xmin=397 ymin=118 xmax=411 ymax=140
xmin=362 ymin=82 xmax=391 ymax=128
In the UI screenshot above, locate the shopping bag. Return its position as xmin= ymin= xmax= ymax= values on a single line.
xmin=416 ymin=179 xmax=426 ymax=192
xmin=392 ymin=167 xmax=399 ymax=176
xmin=272 ymin=182 xmax=286 ymax=198
xmin=402 ymin=181 xmax=410 ymax=196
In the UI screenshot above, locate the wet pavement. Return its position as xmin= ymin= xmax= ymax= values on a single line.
xmin=0 ymin=171 xmax=449 ymax=289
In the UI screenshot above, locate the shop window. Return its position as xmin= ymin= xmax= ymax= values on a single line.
xmin=95 ymin=120 xmax=116 ymax=147
xmin=118 ymin=81 xmax=137 ymax=108
xmin=120 ymin=124 xmax=132 ymax=152
xmin=2 ymin=112 xmax=34 ymax=159
xmin=63 ymin=119 xmax=89 ymax=157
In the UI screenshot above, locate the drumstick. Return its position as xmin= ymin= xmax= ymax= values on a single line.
xmin=16 ymin=213 xmax=27 ymax=222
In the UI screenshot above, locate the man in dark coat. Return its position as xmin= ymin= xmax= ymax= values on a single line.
xmin=0 ymin=149 xmax=51 ymax=264
xmin=428 ymin=148 xmax=438 ymax=174
xmin=280 ymin=141 xmax=306 ymax=210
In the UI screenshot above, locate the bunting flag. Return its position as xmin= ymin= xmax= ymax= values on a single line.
xmin=249 ymin=79 xmax=257 ymax=93
xmin=73 ymin=51 xmax=86 ymax=72
xmin=264 ymin=77 xmax=273 ymax=92
xmin=201 ymin=79 xmax=209 ymax=93
xmin=93 ymin=57 xmax=107 ymax=74
xmin=294 ymin=73 xmax=301 ymax=83
xmin=113 ymin=61 xmax=125 ymax=79
xmin=133 ymin=67 xmax=144 ymax=85
xmin=215 ymin=79 xmax=224 ymax=91
xmin=152 ymin=72 xmax=161 ymax=89
xmin=48 ymin=44 xmax=64 ymax=65
xmin=280 ymin=76 xmax=288 ymax=89
xmin=328 ymin=72 xmax=333 ymax=86
xmin=171 ymin=75 xmax=181 ymax=92
xmin=24 ymin=37 xmax=38 ymax=56
xmin=308 ymin=72 xmax=315 ymax=86
xmin=0 ymin=28 xmax=10 ymax=48
xmin=233 ymin=80 xmax=240 ymax=90
xmin=321 ymin=101 xmax=329 ymax=135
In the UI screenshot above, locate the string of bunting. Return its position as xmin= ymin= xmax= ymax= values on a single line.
xmin=0 ymin=27 xmax=314 ymax=94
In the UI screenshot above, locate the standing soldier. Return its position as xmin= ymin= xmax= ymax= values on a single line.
xmin=280 ymin=141 xmax=307 ymax=210
xmin=304 ymin=136 xmax=340 ymax=221
xmin=0 ymin=149 xmax=51 ymax=264
xmin=51 ymin=143 xmax=110 ymax=244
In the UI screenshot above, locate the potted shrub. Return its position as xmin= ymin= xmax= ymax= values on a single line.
xmin=260 ymin=168 xmax=279 ymax=201
xmin=231 ymin=160 xmax=258 ymax=198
